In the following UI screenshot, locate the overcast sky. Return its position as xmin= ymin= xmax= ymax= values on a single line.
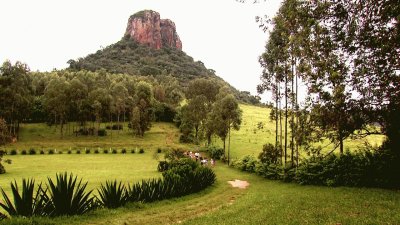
xmin=0 ymin=0 xmax=282 ymax=102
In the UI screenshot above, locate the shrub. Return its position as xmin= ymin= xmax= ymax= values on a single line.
xmin=0 ymin=179 xmax=46 ymax=217
xmin=103 ymin=149 xmax=109 ymax=154
xmin=48 ymin=149 xmax=54 ymax=154
xmin=139 ymin=148 xmax=144 ymax=154
xmin=157 ymin=148 xmax=162 ymax=154
xmin=97 ymin=129 xmax=107 ymax=136
xmin=10 ymin=149 xmax=17 ymax=155
xmin=164 ymin=148 xmax=185 ymax=161
xmin=94 ymin=149 xmax=99 ymax=154
xmin=206 ymin=146 xmax=224 ymax=160
xmin=21 ymin=150 xmax=27 ymax=155
xmin=131 ymin=149 xmax=135 ymax=154
xmin=97 ymin=180 xmax=128 ymax=208
xmin=157 ymin=161 xmax=169 ymax=172
xmin=111 ymin=124 xmax=123 ymax=130
xmin=121 ymin=149 xmax=127 ymax=154
xmin=45 ymin=172 xmax=97 ymax=216
xmin=255 ymin=163 xmax=282 ymax=180
xmin=85 ymin=149 xmax=91 ymax=154
xmin=29 ymin=148 xmax=36 ymax=155
xmin=40 ymin=150 xmax=45 ymax=155
xmin=259 ymin=143 xmax=281 ymax=164
xmin=112 ymin=149 xmax=118 ymax=154
xmin=232 ymin=155 xmax=257 ymax=173
xmin=76 ymin=150 xmax=81 ymax=154
xmin=58 ymin=150 xmax=63 ymax=154
xmin=67 ymin=150 xmax=72 ymax=154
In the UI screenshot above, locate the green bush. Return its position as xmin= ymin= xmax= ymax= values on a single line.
xmin=97 ymin=180 xmax=128 ymax=208
xmin=0 ymin=179 xmax=46 ymax=217
xmin=45 ymin=172 xmax=97 ymax=216
xmin=206 ymin=146 xmax=224 ymax=160
xmin=67 ymin=150 xmax=72 ymax=154
xmin=58 ymin=150 xmax=63 ymax=154
xmin=259 ymin=143 xmax=281 ymax=164
xmin=232 ymin=155 xmax=257 ymax=173
xmin=139 ymin=148 xmax=144 ymax=154
xmin=85 ymin=149 xmax=91 ymax=154
xmin=40 ymin=150 xmax=45 ymax=155
xmin=157 ymin=161 xmax=169 ymax=172
xmin=255 ymin=163 xmax=282 ymax=180
xmin=29 ymin=148 xmax=36 ymax=155
xmin=121 ymin=149 xmax=127 ymax=154
xmin=48 ymin=149 xmax=54 ymax=154
xmin=157 ymin=148 xmax=162 ymax=154
xmin=94 ymin=149 xmax=100 ymax=154
xmin=10 ymin=149 xmax=17 ymax=155
xmin=21 ymin=150 xmax=27 ymax=155
xmin=131 ymin=149 xmax=135 ymax=154
xmin=76 ymin=150 xmax=81 ymax=154
xmin=97 ymin=129 xmax=107 ymax=136
xmin=103 ymin=149 xmax=109 ymax=154
xmin=112 ymin=149 xmax=118 ymax=154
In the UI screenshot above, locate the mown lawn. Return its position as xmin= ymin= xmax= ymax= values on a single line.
xmin=2 ymin=164 xmax=399 ymax=225
xmin=3 ymin=122 xmax=191 ymax=151
xmin=0 ymin=153 xmax=162 ymax=197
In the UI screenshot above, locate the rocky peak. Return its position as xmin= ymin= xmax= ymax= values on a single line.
xmin=125 ymin=10 xmax=182 ymax=50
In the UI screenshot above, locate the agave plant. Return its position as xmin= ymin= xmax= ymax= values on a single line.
xmin=45 ymin=172 xmax=97 ymax=216
xmin=0 ymin=179 xmax=47 ymax=217
xmin=97 ymin=180 xmax=128 ymax=208
xmin=0 ymin=211 xmax=6 ymax=220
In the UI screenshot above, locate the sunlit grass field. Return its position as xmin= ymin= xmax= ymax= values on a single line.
xmin=2 ymin=164 xmax=399 ymax=225
xmin=0 ymin=154 xmax=162 ymax=198
xmin=4 ymin=122 xmax=191 ymax=151
xmin=212 ymin=104 xmax=385 ymax=161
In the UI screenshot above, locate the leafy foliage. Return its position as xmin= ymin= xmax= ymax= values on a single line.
xmin=0 ymin=179 xmax=47 ymax=217
xmin=97 ymin=180 xmax=128 ymax=208
xmin=205 ymin=146 xmax=224 ymax=160
xmin=45 ymin=173 xmax=97 ymax=216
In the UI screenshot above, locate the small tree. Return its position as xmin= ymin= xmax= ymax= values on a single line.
xmin=0 ymin=150 xmax=11 ymax=174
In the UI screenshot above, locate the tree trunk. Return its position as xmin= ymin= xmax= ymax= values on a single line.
xmin=228 ymin=125 xmax=231 ymax=166
xmin=291 ymin=56 xmax=295 ymax=166
xmin=279 ymin=83 xmax=283 ymax=164
xmin=223 ymin=137 xmax=226 ymax=159
xmin=60 ymin=116 xmax=64 ymax=138
xmin=285 ymin=69 xmax=288 ymax=165
xmin=275 ymin=77 xmax=279 ymax=154
xmin=117 ymin=112 xmax=120 ymax=135
xmin=295 ymin=59 xmax=299 ymax=166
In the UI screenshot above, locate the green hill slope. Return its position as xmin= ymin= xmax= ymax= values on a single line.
xmin=67 ymin=38 xmax=216 ymax=86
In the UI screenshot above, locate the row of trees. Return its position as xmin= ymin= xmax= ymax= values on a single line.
xmin=0 ymin=61 xmax=242 ymax=157
xmin=0 ymin=61 xmax=188 ymax=138
xmin=258 ymin=0 xmax=399 ymax=164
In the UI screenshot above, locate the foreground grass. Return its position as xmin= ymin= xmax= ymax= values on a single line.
xmin=0 ymin=154 xmax=162 ymax=197
xmin=2 ymin=164 xmax=399 ymax=225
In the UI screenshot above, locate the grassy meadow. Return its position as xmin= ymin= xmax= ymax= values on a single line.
xmin=0 ymin=103 xmax=398 ymax=225
xmin=212 ymin=104 xmax=385 ymax=161
xmin=4 ymin=122 xmax=191 ymax=152
xmin=1 ymin=164 xmax=399 ymax=225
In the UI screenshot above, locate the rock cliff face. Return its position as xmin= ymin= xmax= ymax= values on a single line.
xmin=125 ymin=10 xmax=182 ymax=50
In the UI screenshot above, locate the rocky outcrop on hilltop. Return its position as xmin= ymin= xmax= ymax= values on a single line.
xmin=124 ymin=10 xmax=182 ymax=50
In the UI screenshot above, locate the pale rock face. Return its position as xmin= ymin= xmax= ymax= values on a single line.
xmin=125 ymin=10 xmax=182 ymax=50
